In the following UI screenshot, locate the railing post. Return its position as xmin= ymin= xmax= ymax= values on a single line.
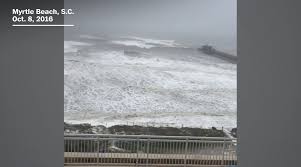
xmin=97 ymin=136 xmax=100 ymax=166
xmin=146 ymin=137 xmax=150 ymax=166
xmin=222 ymin=137 xmax=226 ymax=166
xmin=136 ymin=137 xmax=140 ymax=166
xmin=184 ymin=137 xmax=188 ymax=167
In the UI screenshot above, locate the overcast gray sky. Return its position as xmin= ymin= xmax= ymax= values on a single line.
xmin=65 ymin=0 xmax=236 ymax=50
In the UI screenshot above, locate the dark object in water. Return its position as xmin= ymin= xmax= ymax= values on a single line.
xmin=124 ymin=50 xmax=140 ymax=56
xmin=198 ymin=45 xmax=237 ymax=63
xmin=199 ymin=45 xmax=216 ymax=55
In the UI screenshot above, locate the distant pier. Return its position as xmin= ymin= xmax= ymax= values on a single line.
xmin=198 ymin=45 xmax=237 ymax=63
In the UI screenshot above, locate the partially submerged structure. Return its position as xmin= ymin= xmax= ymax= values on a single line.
xmin=198 ymin=45 xmax=237 ymax=63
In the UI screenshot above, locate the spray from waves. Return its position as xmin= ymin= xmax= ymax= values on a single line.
xmin=64 ymin=37 xmax=237 ymax=128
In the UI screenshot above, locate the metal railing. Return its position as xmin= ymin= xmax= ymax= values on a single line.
xmin=64 ymin=134 xmax=237 ymax=166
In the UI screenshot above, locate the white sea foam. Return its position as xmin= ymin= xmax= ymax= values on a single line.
xmin=64 ymin=38 xmax=237 ymax=128
xmin=111 ymin=40 xmax=155 ymax=49
xmin=80 ymin=34 xmax=105 ymax=40
xmin=64 ymin=41 xmax=92 ymax=53
xmin=127 ymin=36 xmax=180 ymax=47
xmin=111 ymin=36 xmax=181 ymax=48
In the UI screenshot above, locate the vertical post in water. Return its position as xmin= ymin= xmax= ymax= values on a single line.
xmin=184 ymin=137 xmax=188 ymax=167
